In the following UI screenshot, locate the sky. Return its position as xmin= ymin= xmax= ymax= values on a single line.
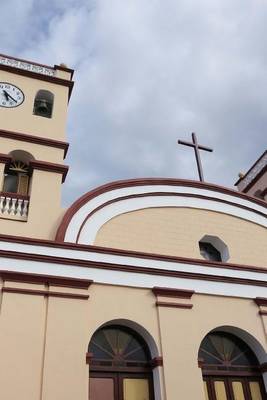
xmin=1 ymin=0 xmax=267 ymax=205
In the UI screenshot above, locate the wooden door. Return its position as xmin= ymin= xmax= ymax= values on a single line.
xmin=89 ymin=373 xmax=152 ymax=400
xmin=204 ymin=377 xmax=266 ymax=400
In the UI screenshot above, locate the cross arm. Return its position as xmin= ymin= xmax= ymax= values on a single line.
xmin=177 ymin=139 xmax=213 ymax=152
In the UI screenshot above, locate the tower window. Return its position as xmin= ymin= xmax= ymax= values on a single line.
xmin=3 ymin=160 xmax=29 ymax=196
xmin=199 ymin=242 xmax=222 ymax=262
xmin=33 ymin=90 xmax=54 ymax=118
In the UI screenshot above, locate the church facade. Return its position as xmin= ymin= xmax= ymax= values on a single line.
xmin=0 ymin=54 xmax=266 ymax=400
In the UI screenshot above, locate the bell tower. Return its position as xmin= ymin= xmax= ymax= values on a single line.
xmin=0 ymin=54 xmax=74 ymax=239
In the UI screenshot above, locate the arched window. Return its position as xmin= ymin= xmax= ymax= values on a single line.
xmin=2 ymin=151 xmax=33 ymax=196
xmin=198 ymin=332 xmax=265 ymax=400
xmin=33 ymin=90 xmax=54 ymax=118
xmin=88 ymin=325 xmax=154 ymax=400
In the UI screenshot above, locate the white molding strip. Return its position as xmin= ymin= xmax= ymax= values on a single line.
xmin=0 ymin=239 xmax=266 ymax=299
xmin=62 ymin=185 xmax=267 ymax=244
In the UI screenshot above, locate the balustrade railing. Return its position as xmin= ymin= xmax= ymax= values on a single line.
xmin=0 ymin=192 xmax=29 ymax=221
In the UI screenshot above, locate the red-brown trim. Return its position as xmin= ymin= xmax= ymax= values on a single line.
xmin=29 ymin=160 xmax=68 ymax=182
xmin=0 ymin=233 xmax=266 ymax=276
xmin=86 ymin=352 xmax=94 ymax=364
xmin=198 ymin=357 xmax=204 ymax=368
xmin=75 ymin=190 xmax=267 ymax=244
xmin=0 ymin=153 xmax=12 ymax=165
xmin=261 ymin=187 xmax=267 ymax=198
xmin=0 ymin=192 xmax=30 ymax=200
xmin=201 ymin=369 xmax=262 ymax=377
xmin=0 ymin=250 xmax=266 ymax=288
xmin=55 ymin=178 xmax=267 ymax=242
xmin=260 ymin=363 xmax=267 ymax=373
xmin=0 ymin=129 xmax=69 ymax=158
xmin=0 ymin=270 xmax=92 ymax=289
xmin=152 ymin=287 xmax=194 ymax=298
xmin=150 ymin=357 xmax=163 ymax=368
xmin=259 ymin=310 xmax=267 ymax=316
xmin=235 ymin=150 xmax=267 ymax=186
xmin=155 ymin=301 xmax=193 ymax=309
xmin=254 ymin=297 xmax=267 ymax=307
xmin=0 ymin=63 xmax=74 ymax=99
xmin=2 ymin=287 xmax=89 ymax=300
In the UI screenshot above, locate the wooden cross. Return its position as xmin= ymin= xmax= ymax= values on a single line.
xmin=178 ymin=133 xmax=213 ymax=182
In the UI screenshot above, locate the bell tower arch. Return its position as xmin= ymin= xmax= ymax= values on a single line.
xmin=0 ymin=54 xmax=74 ymax=239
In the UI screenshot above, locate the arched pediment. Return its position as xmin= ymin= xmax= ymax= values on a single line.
xmin=57 ymin=179 xmax=267 ymax=249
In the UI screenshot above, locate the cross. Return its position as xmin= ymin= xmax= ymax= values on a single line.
xmin=177 ymin=133 xmax=213 ymax=182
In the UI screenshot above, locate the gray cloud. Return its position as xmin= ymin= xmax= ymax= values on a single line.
xmin=1 ymin=0 xmax=267 ymax=205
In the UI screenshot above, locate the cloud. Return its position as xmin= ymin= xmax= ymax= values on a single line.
xmin=1 ymin=0 xmax=267 ymax=205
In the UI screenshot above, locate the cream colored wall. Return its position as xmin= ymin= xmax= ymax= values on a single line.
xmin=0 ymin=282 xmax=46 ymax=400
xmin=0 ymin=70 xmax=69 ymax=239
xmin=0 ymin=70 xmax=69 ymax=141
xmin=0 ymin=281 xmax=265 ymax=400
xmin=42 ymin=297 xmax=90 ymax=400
xmin=0 ymin=137 xmax=65 ymax=164
xmin=0 ymin=169 xmax=65 ymax=239
xmin=56 ymin=69 xmax=72 ymax=80
xmin=94 ymin=207 xmax=267 ymax=267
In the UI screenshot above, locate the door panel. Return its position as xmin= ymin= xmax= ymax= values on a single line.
xmin=204 ymin=377 xmax=266 ymax=400
xmin=89 ymin=377 xmax=115 ymax=400
xmin=249 ymin=381 xmax=263 ymax=400
xmin=232 ymin=381 xmax=245 ymax=400
xmin=123 ymin=378 xmax=149 ymax=400
xmin=214 ymin=381 xmax=228 ymax=400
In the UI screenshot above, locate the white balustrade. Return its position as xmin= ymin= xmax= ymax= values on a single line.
xmin=0 ymin=193 xmax=29 ymax=221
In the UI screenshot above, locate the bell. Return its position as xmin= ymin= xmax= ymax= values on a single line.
xmin=35 ymin=99 xmax=49 ymax=116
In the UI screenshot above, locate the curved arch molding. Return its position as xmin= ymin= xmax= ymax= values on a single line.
xmin=56 ymin=179 xmax=267 ymax=244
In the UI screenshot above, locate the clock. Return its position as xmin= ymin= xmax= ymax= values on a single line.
xmin=0 ymin=82 xmax=24 ymax=108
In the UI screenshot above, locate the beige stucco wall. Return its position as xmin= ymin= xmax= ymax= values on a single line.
xmin=0 ymin=137 xmax=65 ymax=164
xmin=0 ymin=279 xmax=266 ymax=400
xmin=0 ymin=169 xmax=65 ymax=239
xmin=94 ymin=207 xmax=267 ymax=267
xmin=0 ymin=284 xmax=46 ymax=400
xmin=0 ymin=69 xmax=69 ymax=141
xmin=0 ymin=66 xmax=71 ymax=239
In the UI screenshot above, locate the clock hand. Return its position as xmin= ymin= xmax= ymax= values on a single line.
xmin=3 ymin=90 xmax=17 ymax=103
xmin=3 ymin=90 xmax=9 ymax=101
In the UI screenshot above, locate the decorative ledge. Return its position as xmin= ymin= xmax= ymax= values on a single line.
xmin=86 ymin=352 xmax=94 ymax=364
xmin=152 ymin=287 xmax=194 ymax=309
xmin=254 ymin=297 xmax=267 ymax=316
xmin=29 ymin=160 xmax=69 ymax=183
xmin=0 ymin=129 xmax=69 ymax=158
xmin=2 ymin=286 xmax=89 ymax=300
xmin=0 ymin=153 xmax=12 ymax=165
xmin=0 ymin=270 xmax=93 ymax=289
xmin=151 ymin=357 xmax=163 ymax=368
xmin=155 ymin=301 xmax=193 ymax=309
xmin=1 ymin=271 xmax=93 ymax=301
xmin=254 ymin=297 xmax=267 ymax=307
xmin=86 ymin=353 xmax=163 ymax=369
xmin=152 ymin=287 xmax=194 ymax=298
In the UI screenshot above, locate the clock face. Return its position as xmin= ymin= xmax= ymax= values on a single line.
xmin=0 ymin=82 xmax=24 ymax=108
